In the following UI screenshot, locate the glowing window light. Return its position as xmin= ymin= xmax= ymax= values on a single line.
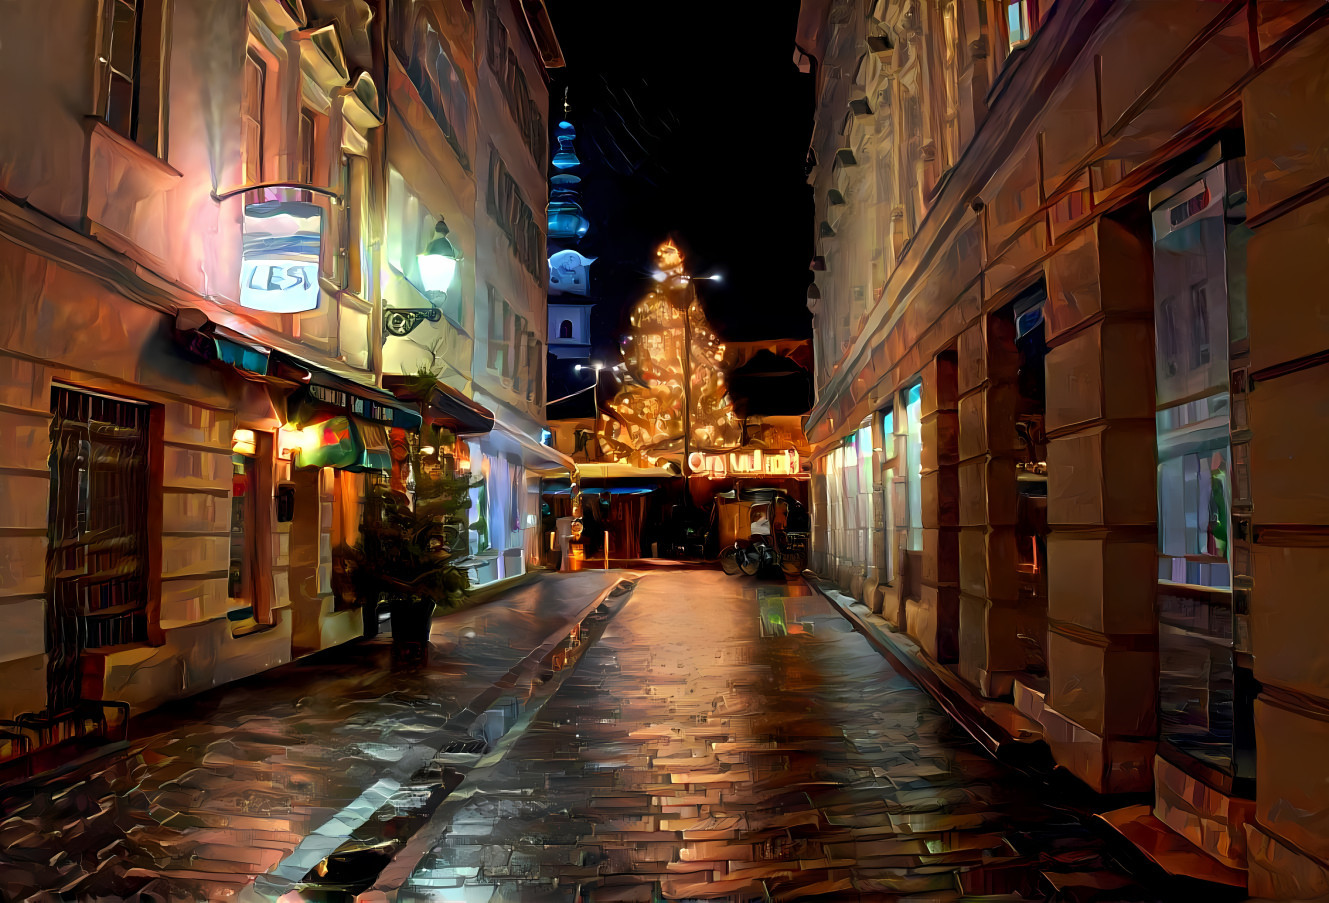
xmin=232 ymin=428 xmax=258 ymax=457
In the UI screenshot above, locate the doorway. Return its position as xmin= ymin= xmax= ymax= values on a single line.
xmin=1004 ymin=285 xmax=1050 ymax=675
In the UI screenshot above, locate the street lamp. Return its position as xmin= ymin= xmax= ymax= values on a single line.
xmin=573 ymin=362 xmax=629 ymax=460
xmin=417 ymin=220 xmax=460 ymax=293
xmin=387 ymin=220 xmax=462 ymax=338
xmin=671 ymin=272 xmax=722 ymax=482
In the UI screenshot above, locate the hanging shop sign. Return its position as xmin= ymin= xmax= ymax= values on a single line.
xmin=241 ymin=200 xmax=324 ymax=313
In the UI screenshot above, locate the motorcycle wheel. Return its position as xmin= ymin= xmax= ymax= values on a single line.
xmin=720 ymin=546 xmax=743 ymax=576
xmin=739 ymin=545 xmax=764 ymax=577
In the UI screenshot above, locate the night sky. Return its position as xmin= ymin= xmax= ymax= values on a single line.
xmin=545 ymin=0 xmax=815 ymax=367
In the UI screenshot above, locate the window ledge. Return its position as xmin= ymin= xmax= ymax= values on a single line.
xmin=231 ymin=620 xmax=277 ymax=639
xmin=85 ymin=117 xmax=181 ymax=184
xmin=335 ymin=286 xmax=374 ymax=312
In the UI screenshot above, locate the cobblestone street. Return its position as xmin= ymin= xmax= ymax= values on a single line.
xmin=389 ymin=571 xmax=1195 ymax=903
xmin=0 ymin=572 xmax=621 ymax=902
xmin=0 ymin=570 xmax=1229 ymax=902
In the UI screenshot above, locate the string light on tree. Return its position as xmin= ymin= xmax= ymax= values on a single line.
xmin=601 ymin=240 xmax=741 ymax=468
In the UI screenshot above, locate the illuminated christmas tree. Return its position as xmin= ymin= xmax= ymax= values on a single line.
xmin=600 ymin=241 xmax=742 ymax=466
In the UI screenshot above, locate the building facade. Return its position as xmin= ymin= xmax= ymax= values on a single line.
xmin=0 ymin=0 xmax=566 ymax=749
xmin=380 ymin=0 xmax=567 ymax=589
xmin=798 ymin=0 xmax=1329 ymax=894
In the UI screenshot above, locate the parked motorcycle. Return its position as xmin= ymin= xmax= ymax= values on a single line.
xmin=720 ymin=490 xmax=809 ymax=579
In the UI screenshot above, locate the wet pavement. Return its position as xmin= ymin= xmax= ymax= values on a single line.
xmin=391 ymin=572 xmax=1191 ymax=903
xmin=0 ymin=569 xmax=1214 ymax=902
xmin=0 ymin=571 xmax=621 ymax=903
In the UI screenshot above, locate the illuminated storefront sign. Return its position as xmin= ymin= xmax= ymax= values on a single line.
xmin=278 ymin=417 xmax=353 ymax=466
xmin=688 ymin=449 xmax=800 ymax=478
xmin=276 ymin=416 xmax=391 ymax=472
xmin=241 ymin=200 xmax=323 ymax=313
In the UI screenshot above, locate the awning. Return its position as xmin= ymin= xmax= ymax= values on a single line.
xmin=175 ymin=311 xmax=271 ymax=376
xmin=382 ymin=375 xmax=494 ymax=435
xmin=278 ymin=354 xmax=420 ymax=431
xmin=481 ymin=418 xmax=578 ymax=477
xmin=576 ymin=462 xmax=677 ymax=480
xmin=174 ymin=309 xmax=421 ymax=432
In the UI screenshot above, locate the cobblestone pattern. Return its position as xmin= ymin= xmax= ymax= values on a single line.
xmin=401 ymin=572 xmax=1176 ymax=902
xmin=0 ymin=572 xmax=620 ymax=902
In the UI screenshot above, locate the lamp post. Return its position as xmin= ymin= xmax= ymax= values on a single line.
xmin=670 ymin=273 xmax=721 ymax=481
xmin=574 ymin=362 xmax=624 ymax=459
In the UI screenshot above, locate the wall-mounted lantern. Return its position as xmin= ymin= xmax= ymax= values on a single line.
xmin=385 ymin=220 xmax=460 ymax=338
xmin=418 ymin=220 xmax=460 ymax=293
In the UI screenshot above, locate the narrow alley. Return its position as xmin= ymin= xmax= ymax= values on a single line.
xmin=385 ymin=571 xmax=1205 ymax=903
xmin=0 ymin=570 xmax=1226 ymax=903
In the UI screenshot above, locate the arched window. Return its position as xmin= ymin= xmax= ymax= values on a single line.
xmin=559 ymin=319 xmax=573 ymax=339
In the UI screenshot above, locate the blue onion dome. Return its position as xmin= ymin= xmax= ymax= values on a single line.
xmin=548 ymin=200 xmax=590 ymax=240
xmin=552 ymin=135 xmax=580 ymax=170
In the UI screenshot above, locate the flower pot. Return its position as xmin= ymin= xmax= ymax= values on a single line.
xmin=389 ymin=595 xmax=435 ymax=645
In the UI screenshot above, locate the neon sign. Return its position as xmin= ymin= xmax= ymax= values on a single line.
xmin=241 ymin=200 xmax=323 ymax=313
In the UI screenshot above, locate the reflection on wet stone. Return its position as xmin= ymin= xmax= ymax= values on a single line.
xmin=0 ymin=573 xmax=621 ymax=902
xmin=397 ymin=572 xmax=1177 ymax=902
xmin=0 ymin=570 xmax=1207 ymax=901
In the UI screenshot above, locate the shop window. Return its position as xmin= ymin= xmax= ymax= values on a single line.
xmin=904 ymin=383 xmax=923 ymax=551
xmin=332 ymin=470 xmax=370 ymax=612
xmin=1153 ymin=165 xmax=1234 ymax=590
xmin=228 ymin=432 xmax=274 ymax=635
xmin=228 ymin=454 xmax=256 ymax=611
xmin=46 ymin=388 xmax=153 ymax=712
xmin=856 ymin=421 xmax=874 ymax=569
xmin=880 ymin=407 xmax=896 ymax=585
xmin=1151 ymin=154 xmax=1252 ymax=780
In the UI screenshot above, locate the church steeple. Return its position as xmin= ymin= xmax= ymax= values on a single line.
xmin=547 ymin=91 xmax=595 ymax=297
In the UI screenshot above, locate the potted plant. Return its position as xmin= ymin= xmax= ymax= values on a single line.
xmin=346 ymin=369 xmax=473 ymax=659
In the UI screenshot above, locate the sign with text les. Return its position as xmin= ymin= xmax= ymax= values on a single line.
xmin=241 ymin=200 xmax=323 ymax=313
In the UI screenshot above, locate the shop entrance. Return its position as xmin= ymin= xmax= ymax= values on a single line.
xmin=1007 ymin=285 xmax=1050 ymax=675
xmin=45 ymin=387 xmax=151 ymax=713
